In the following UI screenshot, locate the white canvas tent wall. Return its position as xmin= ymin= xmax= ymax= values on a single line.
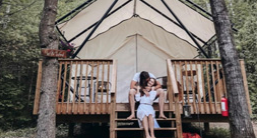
xmin=57 ymin=0 xmax=215 ymax=102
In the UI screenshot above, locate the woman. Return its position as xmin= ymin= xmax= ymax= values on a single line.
xmin=135 ymin=78 xmax=159 ymax=138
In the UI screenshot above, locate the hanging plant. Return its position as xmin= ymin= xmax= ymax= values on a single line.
xmin=59 ymin=40 xmax=75 ymax=57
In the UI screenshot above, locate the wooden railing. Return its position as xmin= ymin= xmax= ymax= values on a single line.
xmin=33 ymin=59 xmax=117 ymax=115
xmin=167 ymin=59 xmax=251 ymax=114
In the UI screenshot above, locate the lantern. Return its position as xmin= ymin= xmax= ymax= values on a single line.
xmin=183 ymin=104 xmax=191 ymax=118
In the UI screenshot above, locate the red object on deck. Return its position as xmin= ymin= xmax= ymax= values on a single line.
xmin=221 ymin=96 xmax=229 ymax=117
xmin=182 ymin=133 xmax=201 ymax=138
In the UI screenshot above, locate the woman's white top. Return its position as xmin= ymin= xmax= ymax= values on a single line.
xmin=135 ymin=91 xmax=160 ymax=128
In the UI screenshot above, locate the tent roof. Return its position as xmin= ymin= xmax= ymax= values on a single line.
xmin=77 ymin=17 xmax=198 ymax=59
xmin=58 ymin=0 xmax=215 ymax=50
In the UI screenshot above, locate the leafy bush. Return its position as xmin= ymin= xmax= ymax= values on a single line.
xmin=205 ymin=128 xmax=230 ymax=138
xmin=182 ymin=123 xmax=230 ymax=138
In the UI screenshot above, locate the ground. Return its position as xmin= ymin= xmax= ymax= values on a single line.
xmin=0 ymin=121 xmax=256 ymax=137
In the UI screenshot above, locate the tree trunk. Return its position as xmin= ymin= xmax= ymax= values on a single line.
xmin=0 ymin=0 xmax=2 ymax=8
xmin=209 ymin=0 xmax=255 ymax=138
xmin=36 ymin=0 xmax=59 ymax=138
xmin=0 ymin=0 xmax=3 ymax=21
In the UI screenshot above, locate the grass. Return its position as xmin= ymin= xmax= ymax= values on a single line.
xmin=0 ymin=124 xmax=70 ymax=138
xmin=0 ymin=128 xmax=36 ymax=138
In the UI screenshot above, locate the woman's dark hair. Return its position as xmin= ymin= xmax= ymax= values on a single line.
xmin=149 ymin=78 xmax=157 ymax=86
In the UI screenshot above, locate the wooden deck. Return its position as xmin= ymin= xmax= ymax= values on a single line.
xmin=34 ymin=59 xmax=251 ymax=116
xmin=33 ymin=58 xmax=251 ymax=138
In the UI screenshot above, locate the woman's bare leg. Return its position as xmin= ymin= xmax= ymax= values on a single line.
xmin=157 ymin=89 xmax=167 ymax=119
xmin=142 ymin=116 xmax=151 ymax=138
xmin=148 ymin=114 xmax=156 ymax=138
xmin=127 ymin=89 xmax=137 ymax=120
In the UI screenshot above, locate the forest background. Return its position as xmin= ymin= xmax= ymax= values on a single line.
xmin=0 ymin=0 xmax=256 ymax=132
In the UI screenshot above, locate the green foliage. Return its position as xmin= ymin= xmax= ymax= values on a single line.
xmin=205 ymin=128 xmax=231 ymax=138
xmin=0 ymin=0 xmax=88 ymax=131
xmin=57 ymin=0 xmax=87 ymax=19
xmin=235 ymin=2 xmax=257 ymax=117
xmin=183 ymin=123 xmax=231 ymax=138
xmin=0 ymin=127 xmax=36 ymax=138
xmin=0 ymin=0 xmax=42 ymax=130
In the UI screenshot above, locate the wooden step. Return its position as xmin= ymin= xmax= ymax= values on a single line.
xmin=115 ymin=118 xmax=176 ymax=121
xmin=115 ymin=128 xmax=177 ymax=131
xmin=115 ymin=110 xmax=174 ymax=112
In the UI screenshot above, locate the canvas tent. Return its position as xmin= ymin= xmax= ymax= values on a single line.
xmin=57 ymin=0 xmax=216 ymax=102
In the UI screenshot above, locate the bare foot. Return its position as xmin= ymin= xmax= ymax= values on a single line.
xmin=126 ymin=114 xmax=135 ymax=120
xmin=151 ymin=135 xmax=156 ymax=138
xmin=159 ymin=114 xmax=167 ymax=119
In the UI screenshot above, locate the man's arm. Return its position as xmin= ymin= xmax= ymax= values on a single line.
xmin=154 ymin=80 xmax=162 ymax=90
xmin=130 ymin=80 xmax=137 ymax=89
xmin=149 ymin=73 xmax=161 ymax=90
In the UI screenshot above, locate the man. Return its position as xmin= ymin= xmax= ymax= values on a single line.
xmin=127 ymin=71 xmax=167 ymax=120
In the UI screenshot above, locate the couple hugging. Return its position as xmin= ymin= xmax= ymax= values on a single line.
xmin=127 ymin=71 xmax=167 ymax=138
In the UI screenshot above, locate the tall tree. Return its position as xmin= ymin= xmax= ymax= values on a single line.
xmin=0 ymin=0 xmax=42 ymax=130
xmin=0 ymin=0 xmax=2 ymax=8
xmin=36 ymin=0 xmax=59 ymax=137
xmin=209 ymin=0 xmax=255 ymax=138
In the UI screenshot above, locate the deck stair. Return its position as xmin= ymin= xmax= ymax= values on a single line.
xmin=109 ymin=103 xmax=182 ymax=138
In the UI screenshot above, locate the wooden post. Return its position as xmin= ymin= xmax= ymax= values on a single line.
xmin=110 ymin=60 xmax=117 ymax=138
xmin=167 ymin=59 xmax=182 ymax=138
xmin=33 ymin=60 xmax=43 ymax=115
xmin=204 ymin=122 xmax=210 ymax=132
xmin=67 ymin=61 xmax=73 ymax=114
xmin=240 ymin=60 xmax=252 ymax=115
xmin=68 ymin=123 xmax=75 ymax=137
xmin=205 ymin=62 xmax=213 ymax=114
xmin=56 ymin=62 xmax=63 ymax=114
xmin=106 ymin=61 xmax=111 ymax=114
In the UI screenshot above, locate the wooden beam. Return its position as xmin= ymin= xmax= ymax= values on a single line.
xmin=165 ymin=59 xmax=221 ymax=61
xmin=204 ymin=122 xmax=210 ymax=132
xmin=167 ymin=59 xmax=179 ymax=94
xmin=116 ymin=103 xmax=171 ymax=111
xmin=182 ymin=114 xmax=229 ymax=122
xmin=58 ymin=59 xmax=114 ymax=62
xmin=68 ymin=123 xmax=75 ymax=137
xmin=33 ymin=60 xmax=43 ymax=115
xmin=56 ymin=103 xmax=111 ymax=115
xmin=57 ymin=115 xmax=110 ymax=123
xmin=110 ymin=59 xmax=117 ymax=138
xmin=110 ymin=60 xmax=117 ymax=94
xmin=240 ymin=60 xmax=252 ymax=115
